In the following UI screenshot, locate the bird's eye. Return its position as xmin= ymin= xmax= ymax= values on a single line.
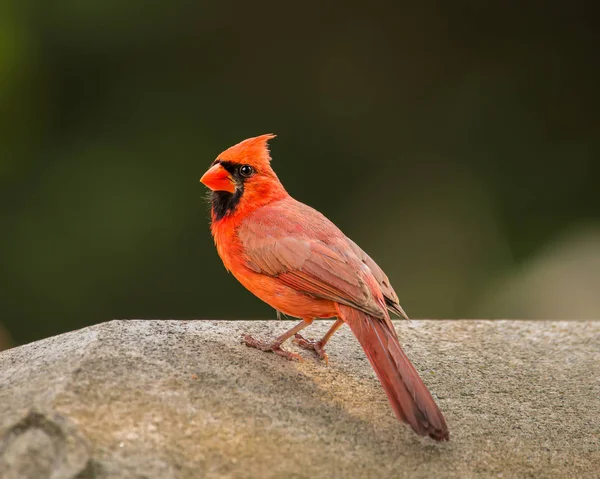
xmin=239 ymin=165 xmax=254 ymax=177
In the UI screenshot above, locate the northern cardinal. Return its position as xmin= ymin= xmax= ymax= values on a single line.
xmin=200 ymin=134 xmax=449 ymax=441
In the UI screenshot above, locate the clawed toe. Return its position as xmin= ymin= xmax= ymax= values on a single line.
xmin=243 ymin=334 xmax=304 ymax=362
xmin=293 ymin=333 xmax=329 ymax=364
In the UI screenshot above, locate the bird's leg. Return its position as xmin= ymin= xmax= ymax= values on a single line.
xmin=243 ymin=320 xmax=309 ymax=362
xmin=293 ymin=318 xmax=344 ymax=365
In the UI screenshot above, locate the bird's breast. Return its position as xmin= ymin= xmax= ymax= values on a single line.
xmin=211 ymin=217 xmax=243 ymax=273
xmin=210 ymin=216 xmax=337 ymax=320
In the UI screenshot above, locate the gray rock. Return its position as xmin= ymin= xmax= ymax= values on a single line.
xmin=0 ymin=409 xmax=91 ymax=479
xmin=0 ymin=320 xmax=599 ymax=478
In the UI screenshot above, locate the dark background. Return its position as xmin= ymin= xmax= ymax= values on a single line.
xmin=1 ymin=1 xmax=599 ymax=349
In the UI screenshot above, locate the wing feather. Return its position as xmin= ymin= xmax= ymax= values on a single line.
xmin=240 ymin=230 xmax=385 ymax=318
xmin=345 ymin=237 xmax=409 ymax=319
xmin=237 ymin=199 xmax=406 ymax=319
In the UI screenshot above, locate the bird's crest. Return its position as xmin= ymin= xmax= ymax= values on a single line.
xmin=218 ymin=134 xmax=276 ymax=167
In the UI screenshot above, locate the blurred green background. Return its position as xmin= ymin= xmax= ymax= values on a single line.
xmin=1 ymin=1 xmax=599 ymax=349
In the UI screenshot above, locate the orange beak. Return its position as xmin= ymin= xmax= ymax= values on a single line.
xmin=200 ymin=163 xmax=236 ymax=193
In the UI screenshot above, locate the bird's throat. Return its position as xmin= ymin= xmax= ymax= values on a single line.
xmin=211 ymin=189 xmax=243 ymax=221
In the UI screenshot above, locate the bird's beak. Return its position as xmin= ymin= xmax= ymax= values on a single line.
xmin=200 ymin=164 xmax=236 ymax=193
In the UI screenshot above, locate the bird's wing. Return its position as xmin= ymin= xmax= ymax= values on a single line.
xmin=345 ymin=237 xmax=409 ymax=319
xmin=239 ymin=231 xmax=386 ymax=319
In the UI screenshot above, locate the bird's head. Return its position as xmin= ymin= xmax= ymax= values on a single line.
xmin=200 ymin=134 xmax=287 ymax=221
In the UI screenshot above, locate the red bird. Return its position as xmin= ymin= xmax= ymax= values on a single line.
xmin=200 ymin=134 xmax=449 ymax=441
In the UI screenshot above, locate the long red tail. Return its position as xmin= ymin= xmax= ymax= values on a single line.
xmin=338 ymin=304 xmax=449 ymax=441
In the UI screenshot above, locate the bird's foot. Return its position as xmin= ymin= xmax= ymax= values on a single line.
xmin=243 ymin=335 xmax=304 ymax=362
xmin=293 ymin=334 xmax=329 ymax=365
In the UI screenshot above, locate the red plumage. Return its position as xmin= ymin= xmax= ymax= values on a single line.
xmin=200 ymin=134 xmax=449 ymax=441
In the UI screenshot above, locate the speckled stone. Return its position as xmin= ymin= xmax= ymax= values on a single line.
xmin=0 ymin=320 xmax=599 ymax=478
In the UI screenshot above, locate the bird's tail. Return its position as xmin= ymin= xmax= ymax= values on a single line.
xmin=337 ymin=304 xmax=449 ymax=441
